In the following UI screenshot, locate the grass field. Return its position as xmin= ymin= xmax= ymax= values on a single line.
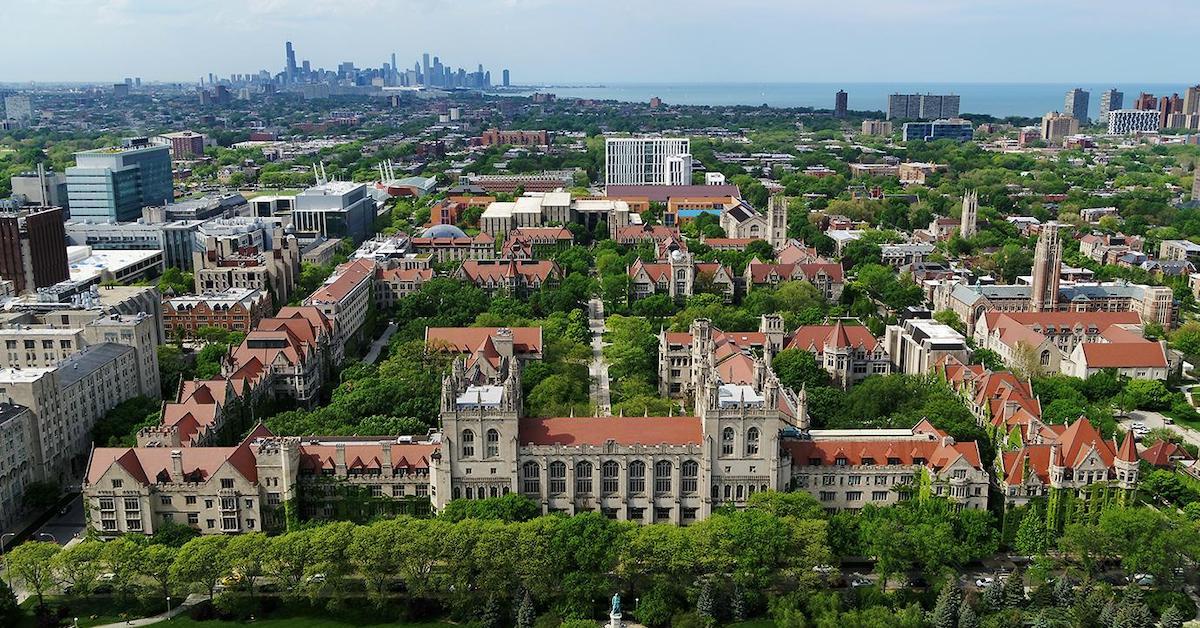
xmin=161 ymin=619 xmax=454 ymax=627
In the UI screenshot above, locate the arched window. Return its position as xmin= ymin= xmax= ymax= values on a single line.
xmin=736 ymin=485 xmax=744 ymax=500
xmin=722 ymin=427 xmax=735 ymax=455
xmin=654 ymin=460 xmax=672 ymax=494
xmin=746 ymin=427 xmax=760 ymax=456
xmin=521 ymin=461 xmax=540 ymax=495
xmin=681 ymin=460 xmax=699 ymax=494
xmin=711 ymin=484 xmax=720 ymax=500
xmin=602 ymin=460 xmax=619 ymax=494
xmin=628 ymin=460 xmax=646 ymax=493
xmin=575 ymin=461 xmax=594 ymax=495
xmin=453 ymin=486 xmax=461 ymax=500
xmin=465 ymin=487 xmax=473 ymax=500
xmin=676 ymin=269 xmax=686 ymax=280
xmin=486 ymin=429 xmax=499 ymax=458
xmin=549 ymin=461 xmax=567 ymax=494
xmin=1040 ymin=349 xmax=1051 ymax=366
xmin=461 ymin=429 xmax=474 ymax=458
xmin=489 ymin=486 xmax=498 ymax=498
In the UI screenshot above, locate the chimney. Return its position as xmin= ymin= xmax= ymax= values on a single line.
xmin=335 ymin=443 xmax=347 ymax=475
xmin=380 ymin=442 xmax=393 ymax=477
xmin=171 ymin=450 xmax=183 ymax=480
xmin=493 ymin=327 xmax=514 ymax=359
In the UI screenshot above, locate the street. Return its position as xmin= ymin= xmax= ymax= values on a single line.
xmin=36 ymin=493 xmax=86 ymax=546
xmin=1119 ymin=410 xmax=1200 ymax=449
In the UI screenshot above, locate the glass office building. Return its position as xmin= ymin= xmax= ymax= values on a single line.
xmin=66 ymin=138 xmax=172 ymax=222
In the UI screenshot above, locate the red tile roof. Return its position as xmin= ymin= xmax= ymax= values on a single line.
xmin=1080 ymin=343 xmax=1167 ymax=368
xmin=519 ymin=416 xmax=702 ymax=446
xmin=425 ymin=327 xmax=543 ymax=356
xmin=306 ymin=258 xmax=374 ymax=304
xmin=786 ymin=322 xmax=876 ymax=352
xmin=1140 ymin=440 xmax=1195 ymax=467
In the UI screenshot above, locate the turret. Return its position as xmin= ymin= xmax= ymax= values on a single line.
xmin=1115 ymin=432 xmax=1139 ymax=489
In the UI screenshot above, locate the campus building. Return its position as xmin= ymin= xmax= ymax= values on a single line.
xmin=604 ymin=137 xmax=692 ymax=187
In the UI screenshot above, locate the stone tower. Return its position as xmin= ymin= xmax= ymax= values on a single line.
xmin=766 ymin=195 xmax=789 ymax=250
xmin=960 ymin=190 xmax=978 ymax=239
xmin=1030 ymin=222 xmax=1062 ymax=312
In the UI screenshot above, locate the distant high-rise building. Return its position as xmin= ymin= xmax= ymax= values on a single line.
xmin=285 ymin=41 xmax=297 ymax=84
xmin=502 ymin=69 xmax=510 ymax=87
xmin=902 ymin=119 xmax=973 ymax=142
xmin=391 ymin=52 xmax=398 ymax=84
xmin=1099 ymin=89 xmax=1123 ymax=119
xmin=4 ymin=95 xmax=33 ymax=126
xmin=1134 ymin=92 xmax=1157 ymax=110
xmin=1030 ymin=223 xmax=1062 ymax=312
xmin=1064 ymin=88 xmax=1090 ymax=124
xmin=960 ymin=190 xmax=978 ymax=239
xmin=66 ymin=138 xmax=173 ymax=223
xmin=112 ymin=83 xmax=130 ymax=98
xmin=0 ymin=206 xmax=69 ymax=294
xmin=1107 ymin=109 xmax=1161 ymax=135
xmin=860 ymin=120 xmax=893 ymax=136
xmin=1193 ymin=167 xmax=1200 ymax=203
xmin=1158 ymin=94 xmax=1184 ymax=128
xmin=1184 ymin=85 xmax=1200 ymax=116
xmin=1041 ymin=111 xmax=1079 ymax=146
xmin=834 ymin=90 xmax=848 ymax=118
xmin=887 ymin=93 xmax=958 ymax=120
xmin=422 ymin=53 xmax=430 ymax=85
xmin=604 ymin=137 xmax=692 ymax=187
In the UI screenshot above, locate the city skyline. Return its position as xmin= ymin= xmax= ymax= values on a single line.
xmin=1 ymin=0 xmax=1197 ymax=84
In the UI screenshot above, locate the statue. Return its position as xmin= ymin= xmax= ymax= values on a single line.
xmin=608 ymin=593 xmax=623 ymax=628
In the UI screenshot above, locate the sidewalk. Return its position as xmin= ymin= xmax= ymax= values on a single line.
xmin=92 ymin=593 xmax=207 ymax=628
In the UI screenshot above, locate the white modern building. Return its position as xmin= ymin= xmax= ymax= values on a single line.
xmin=605 ymin=137 xmax=692 ymax=187
xmin=1107 ymin=109 xmax=1160 ymax=135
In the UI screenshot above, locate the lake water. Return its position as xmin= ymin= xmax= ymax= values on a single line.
xmin=507 ymin=82 xmax=1193 ymax=119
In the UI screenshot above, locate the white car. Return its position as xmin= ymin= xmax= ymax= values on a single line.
xmin=974 ymin=577 xmax=995 ymax=588
xmin=849 ymin=574 xmax=871 ymax=588
xmin=1127 ymin=573 xmax=1154 ymax=586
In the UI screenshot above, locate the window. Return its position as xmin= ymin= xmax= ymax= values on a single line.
xmin=721 ymin=427 xmax=735 ymax=455
xmin=486 ymin=429 xmax=499 ymax=458
xmin=461 ymin=430 xmax=475 ymax=458
xmin=111 ymin=479 xmax=123 ymax=489
xmin=246 ymin=519 xmax=255 ymax=529
xmin=846 ymin=491 xmax=863 ymax=501
xmin=820 ymin=491 xmax=836 ymax=502
xmin=654 ymin=460 xmax=672 ymax=494
xmin=126 ymin=517 xmax=142 ymax=531
xmin=655 ymin=507 xmax=672 ymax=522
xmin=185 ymin=496 xmax=197 ymax=505
xmin=267 ymin=492 xmax=281 ymax=505
xmin=549 ymin=461 xmax=567 ymax=494
xmin=746 ymin=427 xmax=759 ymax=456
xmin=1040 ymin=349 xmax=1051 ymax=366
xmin=602 ymin=461 xmax=619 ymax=494
xmin=187 ymin=513 xmax=199 ymax=525
xmin=392 ymin=485 xmax=405 ymax=498
xmin=124 ymin=497 xmax=140 ymax=511
xmin=575 ymin=461 xmax=593 ymax=495
xmin=628 ymin=461 xmax=646 ymax=494
xmin=522 ymin=462 xmax=540 ymax=494
xmin=99 ymin=498 xmax=114 ymax=511
xmin=681 ymin=460 xmax=699 ymax=494
xmin=160 ymin=496 xmax=172 ymax=505
xmin=872 ymin=491 xmax=889 ymax=501
xmin=220 ymin=478 xmax=234 ymax=489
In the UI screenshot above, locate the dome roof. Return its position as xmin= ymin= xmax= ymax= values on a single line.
xmin=421 ymin=224 xmax=468 ymax=239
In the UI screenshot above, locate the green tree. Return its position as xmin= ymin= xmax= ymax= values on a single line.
xmin=157 ymin=266 xmax=193 ymax=295
xmin=696 ymin=577 xmax=715 ymax=624
xmin=1160 ymin=605 xmax=1184 ymax=628
xmin=0 ymin=577 xmax=18 ymax=625
xmin=51 ymin=539 xmax=103 ymax=597
xmin=138 ymin=543 xmax=178 ymax=601
xmin=21 ymin=480 xmax=61 ymax=511
xmin=1014 ymin=509 xmax=1049 ymax=556
xmin=5 ymin=541 xmax=60 ymax=607
xmin=932 ymin=582 xmax=961 ymax=628
xmin=1004 ymin=567 xmax=1026 ymax=609
xmin=1122 ymin=379 xmax=1172 ymax=411
xmin=170 ymin=535 xmax=229 ymax=599
xmin=222 ymin=532 xmax=268 ymax=599
xmin=772 ymin=348 xmax=829 ymax=390
xmin=958 ymin=602 xmax=979 ymax=628
xmin=1170 ymin=321 xmax=1200 ymax=357
xmin=1113 ymin=587 xmax=1153 ymax=628
xmin=100 ymin=536 xmax=143 ymax=600
xmin=516 ymin=589 xmax=537 ymax=628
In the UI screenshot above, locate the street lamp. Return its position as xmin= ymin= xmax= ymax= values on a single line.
xmin=0 ymin=532 xmax=16 ymax=568
xmin=166 ymin=595 xmax=172 ymax=616
xmin=35 ymin=532 xmax=56 ymax=544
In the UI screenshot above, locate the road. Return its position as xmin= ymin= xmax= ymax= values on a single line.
xmin=362 ymin=320 xmax=398 ymax=365
xmin=35 ymin=493 xmax=86 ymax=546
xmin=588 ymin=298 xmax=611 ymax=415
xmin=1120 ymin=410 xmax=1200 ymax=449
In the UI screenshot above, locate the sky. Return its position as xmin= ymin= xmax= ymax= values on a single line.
xmin=2 ymin=0 xmax=1197 ymax=84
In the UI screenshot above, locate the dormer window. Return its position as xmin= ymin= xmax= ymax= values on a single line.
xmin=888 ymin=457 xmax=901 ymax=465
xmin=862 ymin=457 xmax=876 ymax=466
xmin=835 ymin=457 xmax=848 ymax=466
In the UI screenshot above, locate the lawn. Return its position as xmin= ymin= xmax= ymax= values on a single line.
xmin=17 ymin=596 xmax=159 ymax=628
xmin=162 ymin=618 xmax=455 ymax=627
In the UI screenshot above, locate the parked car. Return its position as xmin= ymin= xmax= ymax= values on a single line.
xmin=849 ymin=574 xmax=872 ymax=588
xmin=1127 ymin=573 xmax=1154 ymax=586
xmin=975 ymin=577 xmax=995 ymax=588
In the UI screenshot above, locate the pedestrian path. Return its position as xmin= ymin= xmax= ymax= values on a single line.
xmin=588 ymin=298 xmax=611 ymax=415
xmin=92 ymin=593 xmax=206 ymax=628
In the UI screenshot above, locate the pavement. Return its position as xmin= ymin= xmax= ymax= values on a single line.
xmin=1120 ymin=410 xmax=1200 ymax=449
xmin=588 ymin=298 xmax=611 ymax=415
xmin=91 ymin=593 xmax=207 ymax=628
xmin=362 ymin=320 xmax=398 ymax=365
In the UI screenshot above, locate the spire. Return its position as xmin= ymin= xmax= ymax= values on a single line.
xmin=1116 ymin=431 xmax=1138 ymax=464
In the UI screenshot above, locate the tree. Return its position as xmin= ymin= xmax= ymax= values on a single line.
xmin=51 ymin=539 xmax=103 ymax=597
xmin=516 ymin=589 xmax=537 ymax=628
xmin=772 ymin=348 xmax=829 ymax=391
xmin=222 ymin=533 xmax=268 ymax=599
xmin=933 ymin=309 xmax=965 ymax=333
xmin=100 ymin=536 xmax=143 ymax=600
xmin=931 ymin=582 xmax=961 ymax=628
xmin=1014 ymin=509 xmax=1049 ymax=556
xmin=171 ymin=535 xmax=229 ymax=599
xmin=1170 ymin=321 xmax=1200 ymax=357
xmin=1122 ymin=379 xmax=1172 ymax=411
xmin=696 ymin=577 xmax=715 ymax=623
xmin=982 ymin=578 xmax=1005 ymax=612
xmin=958 ymin=602 xmax=979 ymax=628
xmin=1160 ymin=605 xmax=1184 ymax=628
xmin=1113 ymin=586 xmax=1153 ymax=628
xmin=1004 ymin=567 xmax=1025 ymax=609
xmin=138 ymin=543 xmax=177 ymax=601
xmin=970 ymin=348 xmax=1005 ymax=371
xmin=157 ymin=344 xmax=188 ymax=398
xmin=5 ymin=541 xmax=60 ymax=607
xmin=0 ymin=577 xmax=17 ymax=625
xmin=157 ymin=267 xmax=193 ymax=295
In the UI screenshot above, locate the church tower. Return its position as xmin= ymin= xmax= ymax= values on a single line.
xmin=1030 ymin=222 xmax=1062 ymax=312
xmin=766 ymin=195 xmax=789 ymax=250
xmin=960 ymin=190 xmax=978 ymax=239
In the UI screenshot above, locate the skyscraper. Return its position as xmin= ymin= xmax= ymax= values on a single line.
xmin=502 ymin=69 xmax=510 ymax=87
xmin=1064 ymin=88 xmax=1090 ymax=124
xmin=1041 ymin=111 xmax=1079 ymax=146
xmin=1185 ymin=85 xmax=1200 ymax=116
xmin=1099 ymin=89 xmax=1123 ymax=119
xmin=604 ymin=137 xmax=692 ymax=187
xmin=834 ymin=90 xmax=848 ymax=118
xmin=391 ymin=52 xmax=398 ymax=85
xmin=4 ymin=95 xmax=33 ymax=126
xmin=1030 ymin=223 xmax=1062 ymax=313
xmin=285 ymin=41 xmax=297 ymax=84
xmin=0 ymin=206 xmax=69 ymax=294
xmin=887 ymin=93 xmax=958 ymax=120
xmin=960 ymin=190 xmax=977 ymax=239
xmin=422 ymin=53 xmax=430 ymax=85
xmin=1134 ymin=92 xmax=1157 ymax=110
